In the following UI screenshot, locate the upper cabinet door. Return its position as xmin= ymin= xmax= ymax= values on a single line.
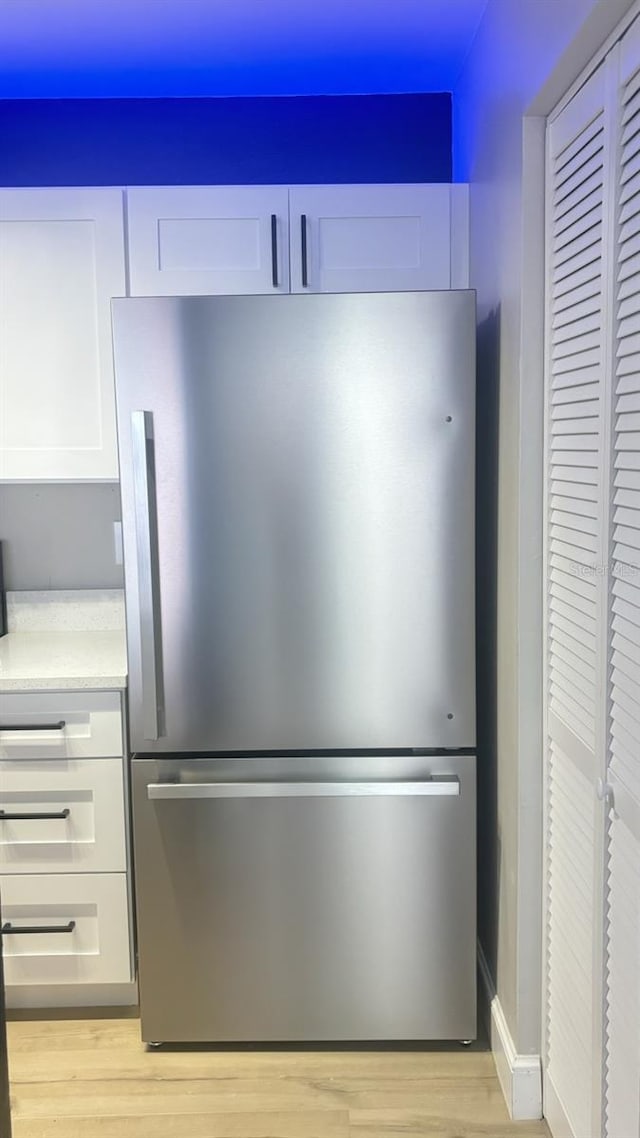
xmin=0 ymin=188 xmax=125 ymax=481
xmin=127 ymin=186 xmax=290 ymax=296
xmin=289 ymin=184 xmax=453 ymax=293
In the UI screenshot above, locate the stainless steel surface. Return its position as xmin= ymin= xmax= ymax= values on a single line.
xmin=132 ymin=753 xmax=476 ymax=1043
xmin=114 ymin=292 xmax=476 ymax=754
xmin=147 ymin=776 xmax=460 ymax=799
xmin=130 ymin=411 xmax=163 ymax=741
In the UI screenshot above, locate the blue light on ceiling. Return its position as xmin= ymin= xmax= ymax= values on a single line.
xmin=0 ymin=0 xmax=488 ymax=99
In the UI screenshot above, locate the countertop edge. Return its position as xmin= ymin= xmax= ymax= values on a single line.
xmin=0 ymin=675 xmax=127 ymax=693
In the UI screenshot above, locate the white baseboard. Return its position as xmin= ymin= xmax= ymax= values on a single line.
xmin=478 ymin=944 xmax=543 ymax=1121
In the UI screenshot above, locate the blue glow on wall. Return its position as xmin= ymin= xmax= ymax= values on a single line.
xmin=0 ymin=95 xmax=452 ymax=186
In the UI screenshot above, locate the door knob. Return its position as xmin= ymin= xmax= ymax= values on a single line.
xmin=596 ymin=778 xmax=614 ymax=804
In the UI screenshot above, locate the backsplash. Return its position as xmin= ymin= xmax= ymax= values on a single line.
xmin=0 ymin=484 xmax=123 ymax=590
xmin=6 ymin=589 xmax=125 ymax=633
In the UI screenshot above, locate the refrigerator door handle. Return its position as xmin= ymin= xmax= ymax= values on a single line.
xmin=131 ymin=410 xmax=163 ymax=741
xmin=147 ymin=777 xmax=461 ymax=800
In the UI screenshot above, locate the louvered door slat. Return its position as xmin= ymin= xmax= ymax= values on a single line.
xmin=551 ymin=477 xmax=598 ymax=501
xmin=552 ymin=311 xmax=600 ymax=341
xmin=618 ymin=250 xmax=640 ymax=283
xmin=550 ymin=607 xmax=597 ymax=653
xmin=612 ymin=592 xmax=640 ymax=626
xmin=554 ymin=173 xmax=604 ymax=223
xmin=620 ymin=192 xmax=640 ymax=224
xmin=610 ymin=680 xmax=640 ymax=727
xmin=550 ymin=641 xmax=595 ymax=688
xmin=616 ymin=391 xmax=640 ymax=412
xmin=555 ymin=119 xmax=605 ymax=176
xmin=550 ymin=540 xmax=597 ymax=570
xmin=619 ymin=205 xmax=640 ymax=241
xmin=550 ymin=364 xmax=600 ymax=391
xmin=552 ymin=294 xmax=600 ymax=328
xmin=613 ymin=571 xmax=640 ymax=607
xmin=617 ymin=289 xmax=640 ymax=318
xmin=623 ymin=108 xmax=640 ymax=145
xmin=617 ymin=310 xmax=640 ymax=337
xmin=620 ymin=167 xmax=640 ymax=205
xmin=617 ymin=267 xmax=640 ymax=299
xmin=554 ymin=225 xmax=602 ymax=270
xmin=553 ymin=252 xmax=601 ymax=295
xmin=554 ymin=205 xmax=602 ymax=251
xmin=551 ymin=493 xmax=597 ymax=517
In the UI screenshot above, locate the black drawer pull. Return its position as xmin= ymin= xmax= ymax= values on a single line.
xmin=0 ymin=721 xmax=66 ymax=732
xmin=0 ymin=808 xmax=70 ymax=821
xmin=2 ymin=920 xmax=76 ymax=936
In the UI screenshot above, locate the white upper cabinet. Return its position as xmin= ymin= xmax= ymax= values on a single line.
xmin=0 ymin=188 xmax=125 ymax=481
xmin=126 ymin=186 xmax=290 ymax=295
xmin=126 ymin=184 xmax=468 ymax=297
xmin=289 ymin=184 xmax=455 ymax=293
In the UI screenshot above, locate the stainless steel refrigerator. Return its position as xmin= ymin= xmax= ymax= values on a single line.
xmin=113 ymin=290 xmax=477 ymax=1044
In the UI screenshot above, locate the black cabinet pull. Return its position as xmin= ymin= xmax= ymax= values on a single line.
xmin=301 ymin=214 xmax=309 ymax=288
xmin=270 ymin=214 xmax=278 ymax=288
xmin=0 ymin=721 xmax=65 ymax=732
xmin=0 ymin=808 xmax=70 ymax=821
xmin=2 ymin=921 xmax=76 ymax=936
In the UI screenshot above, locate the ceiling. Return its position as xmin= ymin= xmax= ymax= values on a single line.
xmin=0 ymin=0 xmax=489 ymax=99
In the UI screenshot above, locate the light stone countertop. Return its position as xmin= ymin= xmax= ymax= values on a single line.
xmin=0 ymin=590 xmax=127 ymax=691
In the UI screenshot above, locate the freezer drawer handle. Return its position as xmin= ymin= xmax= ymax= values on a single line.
xmin=2 ymin=921 xmax=76 ymax=936
xmin=0 ymin=808 xmax=70 ymax=821
xmin=0 ymin=721 xmax=65 ymax=732
xmin=147 ymin=777 xmax=460 ymax=801
xmin=131 ymin=410 xmax=164 ymax=741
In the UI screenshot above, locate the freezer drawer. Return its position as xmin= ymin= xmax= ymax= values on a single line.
xmin=132 ymin=754 xmax=476 ymax=1043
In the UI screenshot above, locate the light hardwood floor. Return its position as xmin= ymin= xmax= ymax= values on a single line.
xmin=7 ymin=1014 xmax=550 ymax=1138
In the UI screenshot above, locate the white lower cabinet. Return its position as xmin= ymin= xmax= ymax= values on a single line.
xmin=0 ymin=757 xmax=126 ymax=875
xmin=0 ymin=691 xmax=134 ymax=1005
xmin=0 ymin=691 xmax=124 ymax=761
xmin=0 ymin=872 xmax=131 ymax=986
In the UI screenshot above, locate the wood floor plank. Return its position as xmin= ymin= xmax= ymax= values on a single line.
xmin=7 ymin=1017 xmax=549 ymax=1138
xmin=10 ymin=1076 xmax=506 ymax=1119
xmin=349 ymin=1113 xmax=549 ymax=1138
xmin=11 ymin=1110 xmax=349 ymax=1138
xmin=7 ymin=1020 xmax=140 ymax=1054
xmin=7 ymin=1022 xmax=497 ymax=1077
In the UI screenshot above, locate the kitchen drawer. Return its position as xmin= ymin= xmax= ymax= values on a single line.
xmin=0 ymin=692 xmax=123 ymax=760
xmin=0 ymin=758 xmax=126 ymax=874
xmin=0 ymin=873 xmax=131 ymax=986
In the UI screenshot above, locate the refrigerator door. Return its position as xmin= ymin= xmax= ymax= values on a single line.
xmin=131 ymin=753 xmax=476 ymax=1043
xmin=113 ymin=291 xmax=476 ymax=753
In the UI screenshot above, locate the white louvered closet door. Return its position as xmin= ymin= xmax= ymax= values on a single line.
xmin=544 ymin=61 xmax=612 ymax=1138
xmin=604 ymin=24 xmax=640 ymax=1138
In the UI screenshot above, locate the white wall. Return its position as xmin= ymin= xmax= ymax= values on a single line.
xmin=455 ymin=0 xmax=634 ymax=1057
